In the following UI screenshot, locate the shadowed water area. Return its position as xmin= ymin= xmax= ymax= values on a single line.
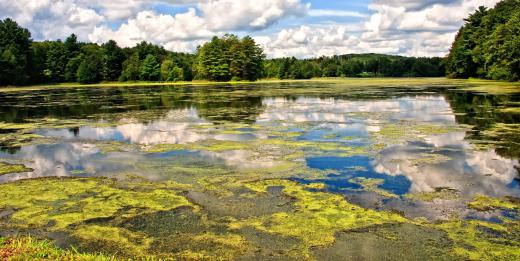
xmin=0 ymin=81 xmax=519 ymax=260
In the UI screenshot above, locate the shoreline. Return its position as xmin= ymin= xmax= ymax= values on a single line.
xmin=0 ymin=77 xmax=518 ymax=93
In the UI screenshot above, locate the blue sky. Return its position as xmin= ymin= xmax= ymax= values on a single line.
xmin=0 ymin=0 xmax=501 ymax=58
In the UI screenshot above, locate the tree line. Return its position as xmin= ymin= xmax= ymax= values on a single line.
xmin=264 ymin=54 xmax=445 ymax=79
xmin=446 ymin=0 xmax=520 ymax=81
xmin=1 ymin=17 xmax=446 ymax=86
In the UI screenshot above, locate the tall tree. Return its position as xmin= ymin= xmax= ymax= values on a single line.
xmin=240 ymin=36 xmax=265 ymax=81
xmin=140 ymin=54 xmax=161 ymax=81
xmin=0 ymin=18 xmax=32 ymax=85
xmin=161 ymin=59 xmax=184 ymax=81
xmin=446 ymin=0 xmax=520 ymax=80
xmin=76 ymin=44 xmax=103 ymax=84
xmin=102 ymin=40 xmax=126 ymax=81
xmin=120 ymin=53 xmax=141 ymax=81
xmin=45 ymin=40 xmax=67 ymax=82
xmin=196 ymin=35 xmax=265 ymax=81
xmin=64 ymin=34 xmax=80 ymax=60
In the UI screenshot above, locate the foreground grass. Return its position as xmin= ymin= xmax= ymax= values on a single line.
xmin=0 ymin=236 xmax=114 ymax=260
xmin=2 ymin=77 xmax=517 ymax=93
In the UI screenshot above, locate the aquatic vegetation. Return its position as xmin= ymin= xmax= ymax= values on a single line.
xmin=467 ymin=194 xmax=518 ymax=212
xmin=145 ymin=140 xmax=251 ymax=153
xmin=0 ymin=79 xmax=519 ymax=259
xmin=0 ymin=236 xmax=113 ymax=260
xmin=500 ymin=107 xmax=520 ymax=114
xmin=322 ymin=133 xmax=340 ymax=139
xmin=0 ymin=177 xmax=192 ymax=229
xmin=0 ymin=131 xmax=44 ymax=148
xmin=436 ymin=220 xmax=520 ymax=260
xmin=95 ymin=141 xmax=139 ymax=154
xmin=479 ymin=123 xmax=520 ymax=158
xmin=231 ymin=180 xmax=407 ymax=256
xmin=0 ymin=122 xmax=38 ymax=131
xmin=409 ymin=153 xmax=452 ymax=166
xmin=349 ymin=177 xmax=398 ymax=198
xmin=145 ymin=138 xmax=368 ymax=157
xmin=71 ymin=225 xmax=153 ymax=257
xmin=0 ymin=162 xmax=32 ymax=175
xmin=372 ymin=122 xmax=466 ymax=145
xmin=312 ymin=224 xmax=455 ymax=260
xmin=461 ymin=79 xmax=520 ymax=94
xmin=405 ymin=187 xmax=461 ymax=202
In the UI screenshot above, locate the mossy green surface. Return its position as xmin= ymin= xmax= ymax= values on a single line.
xmin=231 ymin=179 xmax=407 ymax=256
xmin=435 ymin=220 xmax=520 ymax=260
xmin=1 ymin=177 xmax=519 ymax=260
xmin=500 ymin=107 xmax=520 ymax=114
xmin=467 ymin=194 xmax=518 ymax=212
xmin=0 ymin=162 xmax=32 ymax=176
xmin=145 ymin=138 xmax=368 ymax=157
xmin=372 ymin=122 xmax=467 ymax=145
xmin=0 ymin=178 xmax=190 ymax=229
xmin=349 ymin=177 xmax=398 ymax=198
xmin=0 ymin=78 xmax=519 ymax=259
xmin=405 ymin=187 xmax=461 ymax=202
xmin=312 ymin=224 xmax=455 ymax=260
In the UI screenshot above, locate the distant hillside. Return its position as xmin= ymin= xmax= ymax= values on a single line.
xmin=446 ymin=0 xmax=520 ymax=81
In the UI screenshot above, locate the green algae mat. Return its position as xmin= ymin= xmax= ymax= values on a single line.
xmin=0 ymin=79 xmax=520 ymax=260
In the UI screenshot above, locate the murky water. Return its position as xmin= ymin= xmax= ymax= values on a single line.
xmin=1 ymin=82 xmax=519 ymax=259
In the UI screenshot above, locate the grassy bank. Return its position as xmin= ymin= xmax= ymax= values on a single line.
xmin=0 ymin=236 xmax=113 ymax=260
xmin=0 ymin=77 xmax=480 ymax=91
xmin=0 ymin=77 xmax=518 ymax=94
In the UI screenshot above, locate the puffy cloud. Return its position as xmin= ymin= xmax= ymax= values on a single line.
xmin=89 ymin=9 xmax=211 ymax=50
xmin=0 ymin=0 xmax=104 ymax=40
xmin=199 ymin=0 xmax=309 ymax=31
xmin=259 ymin=0 xmax=502 ymax=58
xmin=88 ymin=0 xmax=309 ymax=50
xmin=371 ymin=0 xmax=462 ymax=11
xmin=257 ymin=24 xmax=457 ymax=58
xmin=365 ymin=0 xmax=500 ymax=32
xmin=308 ymin=9 xmax=367 ymax=18
xmin=79 ymin=0 xmax=200 ymax=21
xmin=0 ymin=0 xmax=505 ymax=57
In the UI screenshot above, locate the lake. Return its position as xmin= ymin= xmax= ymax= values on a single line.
xmin=0 ymin=80 xmax=519 ymax=260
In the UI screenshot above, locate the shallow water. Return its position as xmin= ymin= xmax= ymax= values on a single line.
xmin=0 ymin=82 xmax=519 ymax=259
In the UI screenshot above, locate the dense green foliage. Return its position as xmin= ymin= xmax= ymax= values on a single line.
xmin=264 ymin=54 xmax=445 ymax=79
xmin=446 ymin=0 xmax=520 ymax=81
xmin=195 ymin=34 xmax=265 ymax=81
xmin=0 ymin=18 xmax=31 ymax=85
xmin=0 ymin=18 xmax=446 ymax=86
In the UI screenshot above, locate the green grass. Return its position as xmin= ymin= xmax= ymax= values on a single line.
xmin=1 ymin=77 xmax=518 ymax=94
xmin=0 ymin=236 xmax=114 ymax=260
xmin=0 ymin=77 xmax=482 ymax=92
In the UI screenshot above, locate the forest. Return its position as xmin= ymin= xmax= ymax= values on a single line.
xmin=446 ymin=0 xmax=520 ymax=81
xmin=2 ymin=17 xmax=444 ymax=86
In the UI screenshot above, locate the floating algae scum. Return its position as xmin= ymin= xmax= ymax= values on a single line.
xmin=0 ymin=79 xmax=520 ymax=260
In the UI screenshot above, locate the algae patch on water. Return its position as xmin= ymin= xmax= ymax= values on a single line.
xmin=231 ymin=179 xmax=407 ymax=255
xmin=435 ymin=220 xmax=520 ymax=260
xmin=312 ymin=223 xmax=455 ymax=260
xmin=405 ymin=187 xmax=461 ymax=202
xmin=348 ymin=177 xmax=398 ymax=198
xmin=0 ymin=177 xmax=192 ymax=257
xmin=467 ymin=194 xmax=519 ymax=212
xmin=0 ymin=162 xmax=32 ymax=176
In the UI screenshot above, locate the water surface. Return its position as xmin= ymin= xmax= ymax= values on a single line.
xmin=1 ymin=81 xmax=519 ymax=259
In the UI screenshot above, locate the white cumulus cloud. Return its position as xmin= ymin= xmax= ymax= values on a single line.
xmin=0 ymin=0 xmax=505 ymax=57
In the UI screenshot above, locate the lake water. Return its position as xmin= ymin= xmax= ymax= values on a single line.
xmin=0 ymin=81 xmax=519 ymax=259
